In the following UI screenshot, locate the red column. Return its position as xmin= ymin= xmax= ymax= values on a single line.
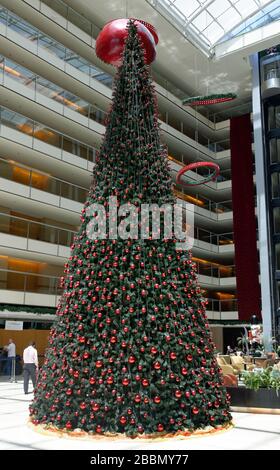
xmin=230 ymin=113 xmax=261 ymax=321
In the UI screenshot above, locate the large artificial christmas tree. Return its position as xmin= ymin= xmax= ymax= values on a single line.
xmin=30 ymin=21 xmax=232 ymax=437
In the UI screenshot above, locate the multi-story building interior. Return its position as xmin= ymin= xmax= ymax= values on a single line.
xmin=0 ymin=0 xmax=280 ymax=355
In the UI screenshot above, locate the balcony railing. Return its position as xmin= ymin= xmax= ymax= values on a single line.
xmin=206 ymin=298 xmax=238 ymax=312
xmin=0 ymin=157 xmax=88 ymax=204
xmin=0 ymin=106 xmax=97 ymax=165
xmin=0 ymin=205 xmax=234 ymax=249
xmin=0 ymin=7 xmax=113 ymax=88
xmin=0 ymin=268 xmax=62 ymax=296
xmin=0 ymin=267 xmax=237 ymax=313
xmin=0 ymin=7 xmax=232 ymax=152
xmin=0 ymin=56 xmax=107 ymax=127
xmin=194 ymin=227 xmax=234 ymax=246
xmin=174 ymin=189 xmax=233 ymax=214
xmin=0 ymin=212 xmax=76 ymax=247
xmin=196 ymin=262 xmax=235 ymax=278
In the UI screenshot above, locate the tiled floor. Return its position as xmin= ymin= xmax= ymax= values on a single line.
xmin=0 ymin=378 xmax=279 ymax=450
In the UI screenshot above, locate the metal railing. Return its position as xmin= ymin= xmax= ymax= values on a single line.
xmin=206 ymin=298 xmax=238 ymax=312
xmin=196 ymin=262 xmax=236 ymax=278
xmin=0 ymin=212 xmax=76 ymax=247
xmin=0 ymin=268 xmax=237 ymax=313
xmin=0 ymin=208 xmax=234 ymax=248
xmin=0 ymin=7 xmax=232 ymax=153
xmin=0 ymin=153 xmax=235 ymax=220
xmin=174 ymin=189 xmax=233 ymax=213
xmin=0 ymin=56 xmax=107 ymax=126
xmin=194 ymin=227 xmax=234 ymax=246
xmin=0 ymin=157 xmax=88 ymax=204
xmin=0 ymin=106 xmax=97 ymax=165
xmin=0 ymin=7 xmax=113 ymax=88
xmin=0 ymin=268 xmax=62 ymax=296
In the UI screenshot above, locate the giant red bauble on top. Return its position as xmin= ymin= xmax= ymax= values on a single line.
xmin=96 ymin=18 xmax=158 ymax=66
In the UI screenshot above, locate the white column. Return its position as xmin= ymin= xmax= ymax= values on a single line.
xmin=250 ymin=53 xmax=273 ymax=351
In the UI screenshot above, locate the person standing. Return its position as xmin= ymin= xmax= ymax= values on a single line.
xmin=23 ymin=341 xmax=38 ymax=394
xmin=5 ymin=339 xmax=16 ymax=380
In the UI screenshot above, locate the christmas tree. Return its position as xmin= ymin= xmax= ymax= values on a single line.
xmin=30 ymin=21 xmax=231 ymax=436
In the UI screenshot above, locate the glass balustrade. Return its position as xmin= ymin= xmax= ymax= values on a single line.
xmin=173 ymin=189 xmax=233 ymax=213
xmin=0 ymin=268 xmax=62 ymax=296
xmin=0 ymin=57 xmax=107 ymax=126
xmin=194 ymin=227 xmax=234 ymax=246
xmin=0 ymin=213 xmax=76 ymax=246
xmin=0 ymin=157 xmax=88 ymax=203
xmin=0 ymin=106 xmax=96 ymax=163
xmin=195 ymin=262 xmax=236 ymax=278
xmin=206 ymin=299 xmax=238 ymax=312
xmin=0 ymin=7 xmax=233 ymax=150
xmin=0 ymin=208 xmax=233 ymax=250
xmin=0 ymin=267 xmax=238 ymax=312
xmin=0 ymin=7 xmax=113 ymax=88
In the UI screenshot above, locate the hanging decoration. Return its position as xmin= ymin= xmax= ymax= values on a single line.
xmin=176 ymin=161 xmax=220 ymax=187
xmin=183 ymin=93 xmax=237 ymax=107
xmin=96 ymin=18 xmax=158 ymax=66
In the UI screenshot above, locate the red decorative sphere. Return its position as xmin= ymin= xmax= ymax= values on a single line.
xmin=119 ymin=416 xmax=127 ymax=425
xmin=96 ymin=18 xmax=158 ymax=67
xmin=157 ymin=423 xmax=164 ymax=432
xmin=134 ymin=394 xmax=141 ymax=403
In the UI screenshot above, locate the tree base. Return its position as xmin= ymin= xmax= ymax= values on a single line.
xmin=28 ymin=419 xmax=233 ymax=440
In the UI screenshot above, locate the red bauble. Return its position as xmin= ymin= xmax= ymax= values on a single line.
xmin=192 ymin=407 xmax=199 ymax=415
xmin=96 ymin=18 xmax=158 ymax=67
xmin=119 ymin=416 xmax=127 ymax=425
xmin=157 ymin=423 xmax=164 ymax=432
xmin=154 ymin=396 xmax=161 ymax=404
xmin=134 ymin=394 xmax=141 ymax=403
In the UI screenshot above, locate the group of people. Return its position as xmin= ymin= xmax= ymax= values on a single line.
xmin=0 ymin=339 xmax=39 ymax=394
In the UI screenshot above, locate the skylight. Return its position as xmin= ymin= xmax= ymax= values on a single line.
xmin=147 ymin=0 xmax=279 ymax=55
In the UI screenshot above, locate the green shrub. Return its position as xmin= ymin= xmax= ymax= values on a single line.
xmin=242 ymin=367 xmax=280 ymax=394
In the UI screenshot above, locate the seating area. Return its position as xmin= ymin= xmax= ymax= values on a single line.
xmin=217 ymin=355 xmax=255 ymax=376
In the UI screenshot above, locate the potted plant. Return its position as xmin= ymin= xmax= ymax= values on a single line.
xmin=227 ymin=367 xmax=280 ymax=409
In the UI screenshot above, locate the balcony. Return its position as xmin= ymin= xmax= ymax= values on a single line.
xmin=0 ymin=209 xmax=235 ymax=276
xmin=0 ymin=106 xmax=96 ymax=182
xmin=0 ymin=9 xmax=232 ymax=163
xmin=0 ymin=157 xmax=86 ymax=224
xmin=0 ymin=265 xmax=238 ymax=318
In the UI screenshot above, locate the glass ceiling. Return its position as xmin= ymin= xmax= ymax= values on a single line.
xmin=150 ymin=0 xmax=280 ymax=55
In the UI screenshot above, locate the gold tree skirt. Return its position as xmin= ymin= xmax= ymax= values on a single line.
xmin=28 ymin=419 xmax=233 ymax=441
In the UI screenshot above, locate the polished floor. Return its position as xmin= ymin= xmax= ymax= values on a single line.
xmin=0 ymin=378 xmax=279 ymax=450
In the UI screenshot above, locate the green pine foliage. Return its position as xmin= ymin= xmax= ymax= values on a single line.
xmin=30 ymin=21 xmax=232 ymax=436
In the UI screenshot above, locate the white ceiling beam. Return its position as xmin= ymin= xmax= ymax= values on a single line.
xmin=213 ymin=18 xmax=280 ymax=60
